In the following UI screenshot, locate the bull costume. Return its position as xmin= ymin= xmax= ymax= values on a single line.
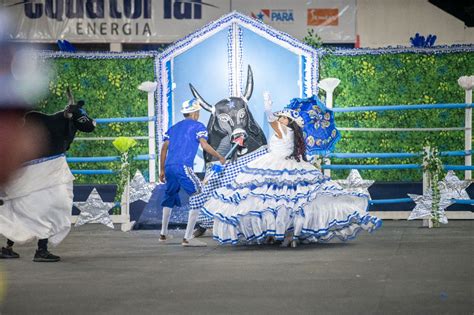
xmin=159 ymin=99 xmax=225 ymax=247
xmin=188 ymin=66 xmax=269 ymax=236
xmin=0 ymin=90 xmax=95 ymax=262
xmin=202 ymin=93 xmax=382 ymax=247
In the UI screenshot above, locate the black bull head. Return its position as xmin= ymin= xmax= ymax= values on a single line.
xmin=190 ymin=66 xmax=267 ymax=163
xmin=24 ymin=87 xmax=96 ymax=158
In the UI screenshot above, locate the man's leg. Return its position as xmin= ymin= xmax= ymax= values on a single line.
xmin=180 ymin=166 xmax=206 ymax=247
xmin=184 ymin=210 xmax=200 ymax=240
xmin=0 ymin=239 xmax=20 ymax=258
xmin=181 ymin=208 xmax=206 ymax=247
xmin=159 ymin=166 xmax=181 ymax=242
xmin=159 ymin=207 xmax=172 ymax=241
xmin=33 ymin=239 xmax=60 ymax=262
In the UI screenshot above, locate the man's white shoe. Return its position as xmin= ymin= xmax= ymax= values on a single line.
xmin=182 ymin=238 xmax=207 ymax=247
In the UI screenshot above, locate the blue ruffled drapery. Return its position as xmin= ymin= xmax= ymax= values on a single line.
xmin=286 ymin=95 xmax=341 ymax=156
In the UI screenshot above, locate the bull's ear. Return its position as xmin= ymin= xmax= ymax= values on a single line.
xmin=77 ymin=100 xmax=85 ymax=108
xmin=243 ymin=65 xmax=254 ymax=101
xmin=189 ymin=83 xmax=213 ymax=113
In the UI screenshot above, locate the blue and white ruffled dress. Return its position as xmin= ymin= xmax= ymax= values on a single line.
xmin=202 ymin=127 xmax=381 ymax=245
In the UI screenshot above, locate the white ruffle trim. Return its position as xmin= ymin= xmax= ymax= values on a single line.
xmin=202 ymin=154 xmax=381 ymax=245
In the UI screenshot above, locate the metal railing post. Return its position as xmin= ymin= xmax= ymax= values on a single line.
xmin=422 ymin=146 xmax=432 ymax=227
xmin=318 ymin=78 xmax=340 ymax=178
xmin=138 ymin=81 xmax=158 ymax=183
xmin=457 ymin=76 xmax=473 ymax=180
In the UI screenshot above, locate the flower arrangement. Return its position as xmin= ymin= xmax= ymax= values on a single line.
xmin=112 ymin=136 xmax=138 ymax=214
xmin=422 ymin=145 xmax=444 ymax=227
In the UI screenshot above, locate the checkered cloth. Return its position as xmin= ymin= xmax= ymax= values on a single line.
xmin=190 ymin=146 xmax=269 ymax=229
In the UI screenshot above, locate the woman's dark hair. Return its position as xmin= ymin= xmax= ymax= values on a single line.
xmin=287 ymin=120 xmax=307 ymax=162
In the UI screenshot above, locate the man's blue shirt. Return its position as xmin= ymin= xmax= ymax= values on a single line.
xmin=163 ymin=118 xmax=208 ymax=167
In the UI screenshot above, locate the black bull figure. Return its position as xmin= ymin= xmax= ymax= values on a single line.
xmin=2 ymin=88 xmax=96 ymax=256
xmin=25 ymin=88 xmax=96 ymax=158
xmin=189 ymin=66 xmax=267 ymax=163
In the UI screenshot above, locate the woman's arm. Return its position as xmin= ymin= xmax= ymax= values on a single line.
xmin=264 ymin=91 xmax=284 ymax=139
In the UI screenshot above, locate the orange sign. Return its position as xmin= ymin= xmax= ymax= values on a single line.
xmin=307 ymin=8 xmax=339 ymax=26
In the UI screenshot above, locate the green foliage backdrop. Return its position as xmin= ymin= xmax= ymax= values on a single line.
xmin=36 ymin=56 xmax=155 ymax=184
xmin=38 ymin=48 xmax=473 ymax=184
xmin=319 ymin=51 xmax=474 ymax=181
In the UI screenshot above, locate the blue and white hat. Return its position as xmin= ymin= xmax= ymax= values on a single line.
xmin=181 ymin=98 xmax=202 ymax=114
xmin=274 ymin=109 xmax=304 ymax=127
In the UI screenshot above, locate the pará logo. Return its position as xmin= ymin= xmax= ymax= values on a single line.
xmin=164 ymin=0 xmax=219 ymax=20
xmin=251 ymin=9 xmax=294 ymax=23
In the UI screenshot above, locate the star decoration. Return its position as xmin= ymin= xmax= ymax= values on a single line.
xmin=74 ymin=188 xmax=115 ymax=229
xmin=438 ymin=171 xmax=471 ymax=200
xmin=128 ymin=170 xmax=157 ymax=203
xmin=407 ymin=193 xmax=452 ymax=224
xmin=334 ymin=169 xmax=374 ymax=197
xmin=256 ymin=12 xmax=264 ymax=20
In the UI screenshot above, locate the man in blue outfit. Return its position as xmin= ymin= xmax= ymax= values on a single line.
xmin=159 ymin=98 xmax=226 ymax=247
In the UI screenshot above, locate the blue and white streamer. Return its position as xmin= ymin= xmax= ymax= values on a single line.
xmin=325 ymin=44 xmax=474 ymax=57
xmin=38 ymin=50 xmax=158 ymax=60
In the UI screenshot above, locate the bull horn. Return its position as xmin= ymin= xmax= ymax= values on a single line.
xmin=189 ymin=84 xmax=214 ymax=113
xmin=66 ymin=87 xmax=75 ymax=105
xmin=243 ymin=65 xmax=253 ymax=101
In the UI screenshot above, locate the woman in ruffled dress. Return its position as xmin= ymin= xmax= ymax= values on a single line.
xmin=202 ymin=93 xmax=382 ymax=247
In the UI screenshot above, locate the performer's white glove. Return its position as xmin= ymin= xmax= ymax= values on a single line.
xmin=263 ymin=91 xmax=277 ymax=122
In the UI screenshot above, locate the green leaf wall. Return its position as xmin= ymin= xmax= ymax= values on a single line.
xmin=36 ymin=57 xmax=155 ymax=184
xmin=319 ymin=51 xmax=474 ymax=181
xmin=38 ymin=49 xmax=473 ymax=184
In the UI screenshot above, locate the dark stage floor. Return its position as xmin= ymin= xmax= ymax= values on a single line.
xmin=1 ymin=221 xmax=472 ymax=314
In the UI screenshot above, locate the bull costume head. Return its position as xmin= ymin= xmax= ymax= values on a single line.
xmin=24 ymin=87 xmax=96 ymax=158
xmin=64 ymin=87 xmax=96 ymax=133
xmin=189 ymin=66 xmax=267 ymax=163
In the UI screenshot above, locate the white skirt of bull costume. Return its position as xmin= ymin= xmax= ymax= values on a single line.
xmin=202 ymin=154 xmax=382 ymax=245
xmin=0 ymin=155 xmax=74 ymax=246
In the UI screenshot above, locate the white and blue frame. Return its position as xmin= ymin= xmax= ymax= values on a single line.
xmin=156 ymin=11 xmax=319 ymax=158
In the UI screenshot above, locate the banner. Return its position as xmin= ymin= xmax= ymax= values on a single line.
xmin=4 ymin=0 xmax=355 ymax=43
xmin=4 ymin=0 xmax=230 ymax=43
xmin=231 ymin=0 xmax=356 ymax=43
